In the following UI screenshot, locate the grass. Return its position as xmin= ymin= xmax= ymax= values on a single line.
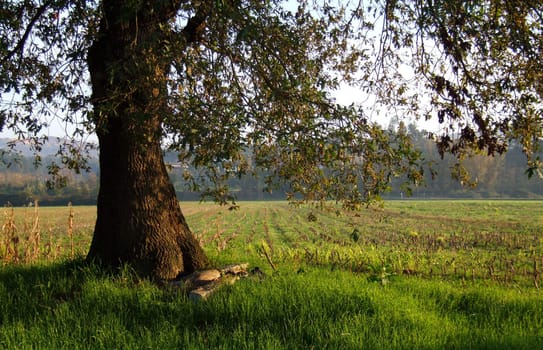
xmin=1 ymin=260 xmax=542 ymax=349
xmin=1 ymin=200 xmax=543 ymax=349
xmin=192 ymin=200 xmax=543 ymax=288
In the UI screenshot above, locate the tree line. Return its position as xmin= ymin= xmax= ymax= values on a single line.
xmin=387 ymin=125 xmax=542 ymax=199
xmin=0 ymin=151 xmax=99 ymax=206
xmin=2 ymin=125 xmax=541 ymax=207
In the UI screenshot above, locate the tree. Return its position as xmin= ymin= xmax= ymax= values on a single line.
xmin=1 ymin=0 xmax=542 ymax=279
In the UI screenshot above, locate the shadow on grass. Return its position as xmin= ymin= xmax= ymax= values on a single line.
xmin=0 ymin=259 xmax=101 ymax=319
xmin=0 ymin=260 xmax=378 ymax=348
xmin=1 ymin=261 xmax=542 ymax=349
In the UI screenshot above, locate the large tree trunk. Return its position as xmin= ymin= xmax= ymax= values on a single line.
xmin=86 ymin=0 xmax=208 ymax=279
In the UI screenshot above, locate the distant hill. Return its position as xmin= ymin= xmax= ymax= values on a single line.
xmin=0 ymin=137 xmax=98 ymax=158
xmin=0 ymin=129 xmax=542 ymax=206
xmin=0 ymin=138 xmax=99 ymax=206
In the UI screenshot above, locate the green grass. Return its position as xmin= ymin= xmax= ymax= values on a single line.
xmin=1 ymin=200 xmax=543 ymax=349
xmin=1 ymin=260 xmax=542 ymax=349
xmin=192 ymin=200 xmax=543 ymax=288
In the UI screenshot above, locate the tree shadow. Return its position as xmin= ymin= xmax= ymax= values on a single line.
xmin=0 ymin=259 xmax=95 ymax=321
xmin=2 ymin=262 xmax=540 ymax=349
xmin=0 ymin=261 xmax=374 ymax=348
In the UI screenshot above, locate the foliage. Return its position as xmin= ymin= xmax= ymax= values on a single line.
xmin=0 ymin=145 xmax=99 ymax=205
xmin=385 ymin=126 xmax=543 ymax=198
xmin=0 ymin=132 xmax=540 ymax=206
xmin=0 ymin=0 xmax=98 ymax=182
xmin=1 ymin=1 xmax=541 ymax=206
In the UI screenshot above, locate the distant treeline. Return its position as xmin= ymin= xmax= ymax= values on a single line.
xmin=0 ymin=153 xmax=100 ymax=206
xmin=1 ymin=127 xmax=541 ymax=206
xmin=388 ymin=125 xmax=543 ymax=199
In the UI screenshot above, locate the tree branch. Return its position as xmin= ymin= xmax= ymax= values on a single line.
xmin=1 ymin=0 xmax=54 ymax=65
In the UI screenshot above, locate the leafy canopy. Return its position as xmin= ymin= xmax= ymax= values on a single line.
xmin=1 ymin=0 xmax=541 ymax=205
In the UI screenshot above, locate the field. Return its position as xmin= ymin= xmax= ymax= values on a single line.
xmin=1 ymin=200 xmax=543 ymax=349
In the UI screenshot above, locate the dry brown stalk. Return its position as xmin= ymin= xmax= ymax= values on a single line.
xmin=218 ymin=232 xmax=238 ymax=252
xmin=534 ymin=258 xmax=540 ymax=289
xmin=26 ymin=200 xmax=41 ymax=263
xmin=2 ymin=204 xmax=19 ymax=264
xmin=67 ymin=203 xmax=74 ymax=259
xmin=261 ymin=242 xmax=276 ymax=272
xmin=45 ymin=227 xmax=54 ymax=261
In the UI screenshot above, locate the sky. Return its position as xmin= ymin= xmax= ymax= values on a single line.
xmin=0 ymin=0 xmax=440 ymax=142
xmin=0 ymin=87 xmax=440 ymax=143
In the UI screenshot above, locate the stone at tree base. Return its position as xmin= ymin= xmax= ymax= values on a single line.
xmin=220 ymin=263 xmax=249 ymax=275
xmin=182 ymin=263 xmax=251 ymax=301
xmin=184 ymin=269 xmax=221 ymax=289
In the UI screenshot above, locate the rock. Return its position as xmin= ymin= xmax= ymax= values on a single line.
xmin=192 ymin=269 xmax=222 ymax=281
xmin=189 ymin=284 xmax=217 ymax=301
xmin=164 ymin=280 xmax=184 ymax=287
xmin=184 ymin=269 xmax=221 ymax=288
xmin=178 ymin=264 xmax=253 ymax=301
xmin=220 ymin=263 xmax=249 ymax=276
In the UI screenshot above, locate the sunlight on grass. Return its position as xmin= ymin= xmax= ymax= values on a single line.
xmin=1 ymin=200 xmax=543 ymax=348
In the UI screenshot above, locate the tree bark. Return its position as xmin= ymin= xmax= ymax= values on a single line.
xmin=86 ymin=0 xmax=208 ymax=279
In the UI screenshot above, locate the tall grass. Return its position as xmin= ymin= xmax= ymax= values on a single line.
xmin=1 ymin=203 xmax=93 ymax=265
xmin=192 ymin=200 xmax=543 ymax=288
xmin=1 ymin=202 xmax=43 ymax=264
xmin=2 ymin=200 xmax=542 ymax=286
xmin=1 ymin=260 xmax=542 ymax=349
xmin=1 ymin=200 xmax=542 ymax=349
